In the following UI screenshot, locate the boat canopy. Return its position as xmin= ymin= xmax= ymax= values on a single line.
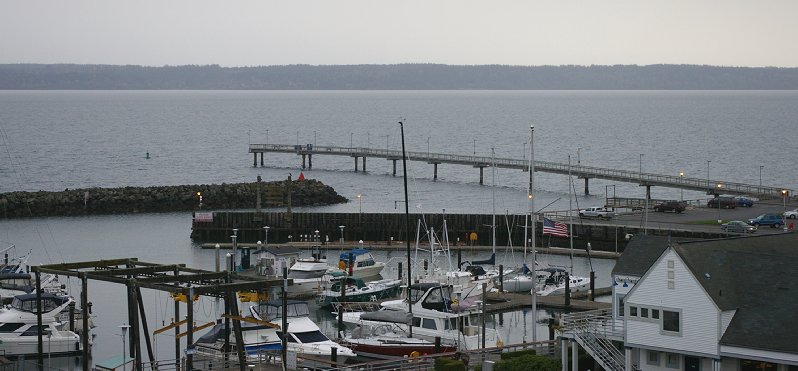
xmin=11 ymin=293 xmax=69 ymax=314
xmin=338 ymin=248 xmax=371 ymax=261
xmin=361 ymin=310 xmax=412 ymax=324
xmin=255 ymin=300 xmax=309 ymax=321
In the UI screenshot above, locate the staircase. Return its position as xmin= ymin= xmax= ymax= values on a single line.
xmin=561 ymin=309 xmax=626 ymax=371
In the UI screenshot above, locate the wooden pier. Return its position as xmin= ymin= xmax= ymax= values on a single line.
xmin=486 ymin=290 xmax=611 ymax=312
xmin=249 ymin=143 xmax=792 ymax=199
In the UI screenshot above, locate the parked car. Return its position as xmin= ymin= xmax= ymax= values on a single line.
xmin=707 ymin=197 xmax=736 ymax=209
xmin=721 ymin=220 xmax=757 ymax=234
xmin=653 ymin=200 xmax=686 ymax=213
xmin=747 ymin=214 xmax=785 ymax=228
xmin=734 ymin=197 xmax=754 ymax=207
xmin=785 ymin=208 xmax=798 ymax=219
xmin=578 ymin=207 xmax=614 ymax=219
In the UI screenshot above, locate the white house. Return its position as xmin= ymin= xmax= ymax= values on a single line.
xmin=562 ymin=232 xmax=798 ymax=371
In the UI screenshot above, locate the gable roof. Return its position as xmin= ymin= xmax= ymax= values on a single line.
xmin=672 ymin=232 xmax=798 ymax=354
xmin=612 ymin=235 xmax=697 ymax=277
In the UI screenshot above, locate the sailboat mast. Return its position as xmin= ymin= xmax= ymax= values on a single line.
xmin=568 ymin=155 xmax=574 ymax=273
xmin=491 ymin=148 xmax=496 ymax=257
xmin=529 ymin=124 xmax=537 ymax=343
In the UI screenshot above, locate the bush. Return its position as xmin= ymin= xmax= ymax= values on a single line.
xmin=434 ymin=357 xmax=466 ymax=371
xmin=500 ymin=349 xmax=537 ymax=360
xmin=494 ymin=354 xmax=560 ymax=371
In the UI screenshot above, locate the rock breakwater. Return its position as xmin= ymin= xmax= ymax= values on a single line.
xmin=0 ymin=179 xmax=347 ymax=218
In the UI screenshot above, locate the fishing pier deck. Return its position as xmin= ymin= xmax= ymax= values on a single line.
xmin=249 ymin=143 xmax=792 ymax=199
xmin=486 ymin=290 xmax=612 ymax=312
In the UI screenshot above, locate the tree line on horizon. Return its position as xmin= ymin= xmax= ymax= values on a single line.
xmin=0 ymin=63 xmax=797 ymax=89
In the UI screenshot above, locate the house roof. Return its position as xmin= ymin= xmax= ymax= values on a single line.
xmin=672 ymin=232 xmax=798 ymax=354
xmin=612 ymin=235 xmax=696 ymax=277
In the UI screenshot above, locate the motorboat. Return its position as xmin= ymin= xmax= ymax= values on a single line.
xmin=500 ymin=263 xmax=549 ymax=293
xmin=343 ymin=282 xmax=502 ymax=350
xmin=317 ymin=274 xmax=401 ymax=307
xmin=534 ymin=267 xmax=591 ymax=296
xmin=340 ymin=310 xmax=457 ymax=359
xmin=332 ymin=248 xmax=385 ymax=279
xmin=0 ymin=293 xmax=81 ymax=357
xmin=286 ymin=257 xmax=330 ymax=296
xmin=250 ymin=300 xmax=356 ymax=364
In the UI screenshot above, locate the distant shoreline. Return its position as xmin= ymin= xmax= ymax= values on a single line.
xmin=2 ymin=63 xmax=797 ymax=90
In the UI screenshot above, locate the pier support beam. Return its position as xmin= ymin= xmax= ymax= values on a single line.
xmin=252 ymin=153 xmax=257 ymax=167
xmin=308 ymin=154 xmax=312 ymax=169
xmin=301 ymin=154 xmax=306 ymax=169
xmin=260 ymin=153 xmax=263 ymax=167
xmin=561 ymin=339 xmax=569 ymax=371
xmin=392 ymin=159 xmax=397 ymax=176
xmin=646 ymin=185 xmax=652 ymax=200
xmin=433 ymin=163 xmax=439 ymax=181
xmin=584 ymin=177 xmax=590 ymax=195
xmin=354 ymin=157 xmax=359 ymax=172
xmin=571 ymin=340 xmax=579 ymax=371
xmin=362 ymin=157 xmax=366 ymax=172
xmin=478 ymin=166 xmax=485 ymax=185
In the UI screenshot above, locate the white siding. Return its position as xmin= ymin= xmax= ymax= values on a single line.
xmin=720 ymin=310 xmax=736 ymax=336
xmin=626 ymin=249 xmax=720 ymax=357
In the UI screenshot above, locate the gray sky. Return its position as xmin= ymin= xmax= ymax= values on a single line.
xmin=2 ymin=0 xmax=796 ymax=67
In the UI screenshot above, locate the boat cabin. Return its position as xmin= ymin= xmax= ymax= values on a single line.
xmin=328 ymin=275 xmax=367 ymax=292
xmin=10 ymin=293 xmax=69 ymax=314
xmin=338 ymin=248 xmax=377 ymax=270
xmin=406 ymin=283 xmax=455 ymax=312
xmin=253 ymin=300 xmax=309 ymax=322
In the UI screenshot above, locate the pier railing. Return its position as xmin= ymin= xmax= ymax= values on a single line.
xmin=250 ymin=144 xmax=792 ymax=199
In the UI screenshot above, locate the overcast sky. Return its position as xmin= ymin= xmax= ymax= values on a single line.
xmin=2 ymin=1 xmax=796 ymax=67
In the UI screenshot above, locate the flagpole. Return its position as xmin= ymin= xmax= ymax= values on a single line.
xmin=529 ymin=124 xmax=537 ymax=343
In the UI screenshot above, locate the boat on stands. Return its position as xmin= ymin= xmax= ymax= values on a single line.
xmin=340 ymin=310 xmax=457 ymax=359
xmin=317 ymin=273 xmax=401 ymax=307
xmin=331 ymin=248 xmax=385 ymax=279
xmin=0 ymin=293 xmax=82 ymax=357
xmin=341 ymin=282 xmax=502 ymax=351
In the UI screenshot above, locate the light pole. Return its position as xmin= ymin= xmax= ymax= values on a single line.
xmin=679 ymin=172 xmax=684 ymax=201
xmin=707 ymin=160 xmax=711 ymax=188
xmin=473 ymin=139 xmax=476 ymax=156
xmin=263 ymin=226 xmax=270 ymax=251
xmin=367 ymin=132 xmax=370 ymax=148
xmin=339 ymin=225 xmax=345 ymax=244
xmin=314 ymin=131 xmax=317 ymax=148
xmin=231 ymin=229 xmax=238 ymax=271
xmin=296 ymin=130 xmax=299 ymax=145
xmin=266 ymin=129 xmax=269 ymax=144
xmin=639 ymin=154 xmax=644 ymax=181
xmin=350 ymin=132 xmax=353 ymax=148
xmin=717 ymin=183 xmax=723 ymax=223
xmin=120 ymin=323 xmax=131 ymax=364
xmin=578 ymin=147 xmax=582 ymax=168
xmin=427 ymin=137 xmax=430 ymax=157
xmin=759 ymin=165 xmax=764 ymax=190
xmin=523 ymin=142 xmax=527 ymax=160
xmin=384 ymin=134 xmax=390 ymax=152
xmin=783 ymin=190 xmax=789 ymax=230
xmin=357 ymin=194 xmax=362 ymax=221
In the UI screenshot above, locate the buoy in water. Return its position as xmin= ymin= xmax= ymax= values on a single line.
xmin=146 ymin=152 xmax=150 ymax=159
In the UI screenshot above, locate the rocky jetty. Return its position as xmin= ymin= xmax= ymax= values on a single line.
xmin=0 ymin=178 xmax=347 ymax=218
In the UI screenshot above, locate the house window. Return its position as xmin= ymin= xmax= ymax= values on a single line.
xmin=665 ymin=353 xmax=680 ymax=368
xmin=667 ymin=271 xmax=675 ymax=279
xmin=651 ymin=309 xmax=660 ymax=319
xmin=663 ymin=310 xmax=680 ymax=333
xmin=741 ymin=360 xmax=776 ymax=371
xmin=667 ymin=260 xmax=674 ymax=269
xmin=647 ymin=350 xmax=660 ymax=366
xmin=629 ymin=306 xmax=637 ymax=317
xmin=640 ymin=308 xmax=649 ymax=318
xmin=668 ymin=281 xmax=675 ymax=289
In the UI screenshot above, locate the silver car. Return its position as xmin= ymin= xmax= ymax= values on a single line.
xmin=721 ymin=220 xmax=757 ymax=234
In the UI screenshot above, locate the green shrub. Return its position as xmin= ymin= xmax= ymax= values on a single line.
xmin=494 ymin=354 xmax=560 ymax=371
xmin=434 ymin=357 xmax=466 ymax=371
xmin=499 ymin=349 xmax=537 ymax=360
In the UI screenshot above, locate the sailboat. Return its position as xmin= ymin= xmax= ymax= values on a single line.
xmin=534 ymin=154 xmax=591 ymax=296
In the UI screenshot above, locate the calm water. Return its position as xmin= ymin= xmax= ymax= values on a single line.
xmin=1 ymin=90 xmax=796 ymax=362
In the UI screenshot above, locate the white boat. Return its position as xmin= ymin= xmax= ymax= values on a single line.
xmin=342 ymin=283 xmax=501 ymax=350
xmin=331 ymin=248 xmax=385 ymax=279
xmin=0 ymin=293 xmax=81 ymax=357
xmin=286 ymin=258 xmax=330 ymax=296
xmin=0 ymin=244 xmax=66 ymax=301
xmin=317 ymin=274 xmax=402 ymax=307
xmin=534 ymin=267 xmax=592 ymax=296
xmin=250 ymin=300 xmax=356 ymax=364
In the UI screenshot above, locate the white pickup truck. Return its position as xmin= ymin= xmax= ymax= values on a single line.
xmin=579 ymin=207 xmax=614 ymax=219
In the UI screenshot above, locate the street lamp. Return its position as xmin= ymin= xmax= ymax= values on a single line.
xmin=523 ymin=142 xmax=527 ymax=160
xmin=707 ymin=160 xmax=711 ymax=188
xmin=120 ymin=323 xmax=131 ymax=365
xmin=473 ymin=139 xmax=476 ymax=156
xmin=717 ymin=183 xmax=723 ymax=223
xmin=231 ymin=229 xmax=238 ymax=271
xmin=427 ymin=137 xmax=430 ymax=157
xmin=679 ymin=172 xmax=684 ymax=201
xmin=577 ymin=147 xmax=582 ymax=168
xmin=357 ymin=194 xmax=362 ymax=216
xmin=759 ymin=165 xmax=764 ymax=190
xmin=384 ymin=134 xmax=390 ymax=152
xmin=639 ymin=154 xmax=644 ymax=181
xmin=339 ymin=225 xmax=345 ymax=244
xmin=263 ymin=226 xmax=270 ymax=251
xmin=783 ymin=190 xmax=789 ymax=230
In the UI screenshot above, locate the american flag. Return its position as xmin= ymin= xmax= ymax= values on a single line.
xmin=543 ymin=218 xmax=569 ymax=237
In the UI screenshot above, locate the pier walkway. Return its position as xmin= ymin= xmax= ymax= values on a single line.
xmin=249 ymin=143 xmax=791 ymax=199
